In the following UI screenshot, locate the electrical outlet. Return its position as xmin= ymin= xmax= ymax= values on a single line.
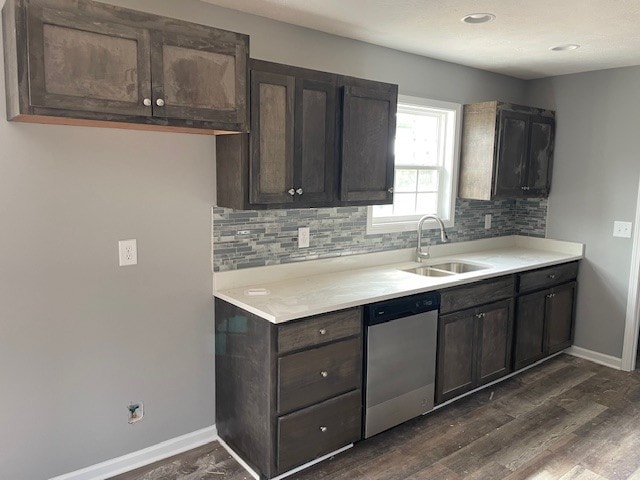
xmin=118 ymin=239 xmax=137 ymax=266
xmin=127 ymin=402 xmax=144 ymax=424
xmin=613 ymin=221 xmax=633 ymax=238
xmin=298 ymin=227 xmax=310 ymax=248
xmin=484 ymin=214 xmax=492 ymax=229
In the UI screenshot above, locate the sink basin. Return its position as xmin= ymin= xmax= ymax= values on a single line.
xmin=403 ymin=266 xmax=455 ymax=277
xmin=429 ymin=262 xmax=487 ymax=274
xmin=403 ymin=261 xmax=487 ymax=277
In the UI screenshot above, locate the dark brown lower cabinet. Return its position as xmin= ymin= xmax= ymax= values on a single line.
xmin=514 ymin=281 xmax=576 ymax=370
xmin=215 ymin=299 xmax=363 ymax=479
xmin=436 ymin=299 xmax=513 ymax=404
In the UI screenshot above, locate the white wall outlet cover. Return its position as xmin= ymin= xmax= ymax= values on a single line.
xmin=118 ymin=239 xmax=138 ymax=266
xmin=298 ymin=227 xmax=310 ymax=248
xmin=484 ymin=214 xmax=492 ymax=230
xmin=613 ymin=221 xmax=633 ymax=238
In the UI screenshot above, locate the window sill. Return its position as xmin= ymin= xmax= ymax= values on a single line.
xmin=366 ymin=210 xmax=455 ymax=235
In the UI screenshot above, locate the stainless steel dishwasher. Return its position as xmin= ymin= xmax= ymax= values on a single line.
xmin=364 ymin=292 xmax=439 ymax=438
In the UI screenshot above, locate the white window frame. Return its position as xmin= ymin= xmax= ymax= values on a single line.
xmin=366 ymin=95 xmax=462 ymax=234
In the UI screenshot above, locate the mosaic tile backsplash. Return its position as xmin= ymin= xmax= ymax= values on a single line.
xmin=212 ymin=198 xmax=548 ymax=271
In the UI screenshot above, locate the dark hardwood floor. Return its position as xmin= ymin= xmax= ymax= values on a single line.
xmin=112 ymin=354 xmax=640 ymax=480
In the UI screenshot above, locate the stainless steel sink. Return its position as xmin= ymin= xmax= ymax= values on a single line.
xmin=403 ymin=266 xmax=455 ymax=277
xmin=429 ymin=262 xmax=487 ymax=274
xmin=403 ymin=261 xmax=487 ymax=277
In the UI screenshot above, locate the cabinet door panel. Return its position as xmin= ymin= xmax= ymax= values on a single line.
xmin=527 ymin=116 xmax=555 ymax=196
xmin=477 ymin=299 xmax=513 ymax=385
xmin=341 ymin=85 xmax=396 ymax=204
xmin=436 ymin=310 xmax=476 ymax=403
xmin=295 ymin=79 xmax=337 ymax=204
xmin=546 ymin=282 xmax=576 ymax=354
xmin=151 ymin=29 xmax=247 ymax=126
xmin=495 ymin=110 xmax=529 ymax=197
xmin=26 ymin=5 xmax=152 ymax=116
xmin=249 ymin=71 xmax=295 ymax=204
xmin=514 ymin=290 xmax=547 ymax=370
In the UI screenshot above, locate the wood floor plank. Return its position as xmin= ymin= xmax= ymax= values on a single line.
xmin=110 ymin=355 xmax=640 ymax=480
xmin=558 ymin=465 xmax=609 ymax=480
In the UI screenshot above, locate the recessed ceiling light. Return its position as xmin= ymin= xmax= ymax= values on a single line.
xmin=461 ymin=13 xmax=496 ymax=24
xmin=550 ymin=44 xmax=581 ymax=52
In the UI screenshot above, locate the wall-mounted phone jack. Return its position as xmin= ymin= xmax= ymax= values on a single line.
xmin=127 ymin=402 xmax=144 ymax=424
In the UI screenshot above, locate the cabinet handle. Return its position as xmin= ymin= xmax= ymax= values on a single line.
xmin=547 ymin=293 xmax=556 ymax=298
xmin=143 ymin=98 xmax=152 ymax=107
xmin=548 ymin=274 xmax=556 ymax=279
xmin=156 ymin=98 xmax=165 ymax=107
xmin=296 ymin=188 xmax=303 ymax=195
xmin=388 ymin=187 xmax=394 ymax=194
xmin=319 ymin=328 xmax=327 ymax=335
xmin=288 ymin=188 xmax=295 ymax=196
xmin=320 ymin=371 xmax=328 ymax=378
xmin=319 ymin=426 xmax=328 ymax=433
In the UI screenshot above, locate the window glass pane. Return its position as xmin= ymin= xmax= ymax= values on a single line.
xmin=417 ymin=193 xmax=438 ymax=215
xmin=418 ymin=169 xmax=439 ymax=192
xmin=395 ymin=112 xmax=440 ymax=167
xmin=395 ymin=169 xmax=418 ymax=192
xmin=393 ymin=193 xmax=417 ymax=215
xmin=373 ymin=204 xmax=393 ymax=217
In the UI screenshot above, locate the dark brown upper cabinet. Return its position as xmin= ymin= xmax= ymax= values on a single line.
xmin=216 ymin=60 xmax=397 ymax=210
xmin=458 ymin=101 xmax=555 ymax=200
xmin=2 ymin=0 xmax=248 ymax=134
xmin=340 ymin=82 xmax=397 ymax=204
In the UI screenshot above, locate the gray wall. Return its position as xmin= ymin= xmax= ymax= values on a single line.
xmin=527 ymin=66 xmax=640 ymax=358
xmin=0 ymin=0 xmax=527 ymax=478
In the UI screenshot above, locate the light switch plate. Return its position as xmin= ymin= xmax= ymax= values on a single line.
xmin=484 ymin=214 xmax=492 ymax=229
xmin=613 ymin=221 xmax=633 ymax=238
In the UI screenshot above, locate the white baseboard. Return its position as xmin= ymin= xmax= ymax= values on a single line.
xmin=49 ymin=425 xmax=218 ymax=480
xmin=566 ymin=346 xmax=622 ymax=370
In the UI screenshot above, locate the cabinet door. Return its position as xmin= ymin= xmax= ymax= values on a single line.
xmin=477 ymin=299 xmax=514 ymax=386
xmin=150 ymin=28 xmax=248 ymax=127
xmin=436 ymin=309 xmax=477 ymax=403
xmin=526 ymin=115 xmax=555 ymax=196
xmin=294 ymin=78 xmax=337 ymax=205
xmin=340 ymin=85 xmax=396 ymax=204
xmin=546 ymin=282 xmax=576 ymax=354
xmin=249 ymin=70 xmax=295 ymax=205
xmin=514 ymin=290 xmax=547 ymax=370
xmin=25 ymin=3 xmax=152 ymax=117
xmin=494 ymin=110 xmax=529 ymax=197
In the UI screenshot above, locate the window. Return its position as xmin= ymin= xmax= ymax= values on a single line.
xmin=367 ymin=95 xmax=461 ymax=234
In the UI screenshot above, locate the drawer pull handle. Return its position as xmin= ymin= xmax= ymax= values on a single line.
xmin=475 ymin=312 xmax=486 ymax=318
xmin=548 ymin=274 xmax=556 ymax=279
xmin=320 ymin=371 xmax=328 ymax=378
xmin=319 ymin=328 xmax=327 ymax=335
xmin=319 ymin=426 xmax=328 ymax=433
xmin=547 ymin=293 xmax=556 ymax=298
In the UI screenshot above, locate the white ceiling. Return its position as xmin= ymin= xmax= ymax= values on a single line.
xmin=201 ymin=0 xmax=640 ymax=79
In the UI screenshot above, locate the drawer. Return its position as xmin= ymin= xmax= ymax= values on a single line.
xmin=278 ymin=307 xmax=362 ymax=354
xmin=440 ymin=276 xmax=515 ymax=314
xmin=277 ymin=390 xmax=362 ymax=474
xmin=518 ymin=262 xmax=579 ymax=294
xmin=278 ymin=337 xmax=361 ymax=414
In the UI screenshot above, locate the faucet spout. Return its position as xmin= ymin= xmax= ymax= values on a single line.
xmin=416 ymin=214 xmax=449 ymax=262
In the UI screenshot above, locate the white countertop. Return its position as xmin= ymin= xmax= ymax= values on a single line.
xmin=213 ymin=236 xmax=584 ymax=323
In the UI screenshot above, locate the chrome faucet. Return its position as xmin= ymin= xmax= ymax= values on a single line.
xmin=416 ymin=214 xmax=449 ymax=262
